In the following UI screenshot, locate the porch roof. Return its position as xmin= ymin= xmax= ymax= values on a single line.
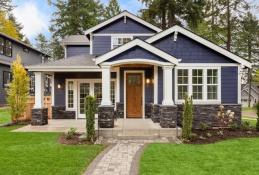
xmin=27 ymin=54 xmax=100 ymax=72
xmin=96 ymin=39 xmax=180 ymax=66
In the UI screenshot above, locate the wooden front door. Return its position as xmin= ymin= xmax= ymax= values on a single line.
xmin=126 ymin=73 xmax=143 ymax=118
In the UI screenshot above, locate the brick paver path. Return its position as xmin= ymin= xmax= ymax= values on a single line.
xmin=84 ymin=138 xmax=169 ymax=175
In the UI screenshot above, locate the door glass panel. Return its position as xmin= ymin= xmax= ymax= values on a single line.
xmin=94 ymin=83 xmax=102 ymax=106
xmin=79 ymin=83 xmax=90 ymax=114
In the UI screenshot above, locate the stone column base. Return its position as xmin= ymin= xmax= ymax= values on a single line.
xmin=151 ymin=104 xmax=160 ymax=123
xmin=160 ymin=105 xmax=177 ymax=128
xmin=98 ymin=106 xmax=115 ymax=128
xmin=31 ymin=108 xmax=48 ymax=125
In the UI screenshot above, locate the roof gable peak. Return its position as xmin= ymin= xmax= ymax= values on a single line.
xmin=84 ymin=11 xmax=162 ymax=35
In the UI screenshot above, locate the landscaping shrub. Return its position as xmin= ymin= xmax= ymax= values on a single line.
xmin=85 ymin=96 xmax=97 ymax=142
xmin=241 ymin=121 xmax=251 ymax=131
xmin=7 ymin=55 xmax=29 ymax=122
xmin=256 ymin=102 xmax=259 ymax=131
xmin=66 ymin=128 xmax=77 ymax=140
xmin=182 ymin=95 xmax=193 ymax=140
xmin=216 ymin=105 xmax=235 ymax=134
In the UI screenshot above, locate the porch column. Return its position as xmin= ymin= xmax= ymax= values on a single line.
xmin=162 ymin=65 xmax=174 ymax=105
xmin=32 ymin=72 xmax=48 ymax=125
xmin=34 ymin=72 xmax=44 ymax=108
xmin=101 ymin=65 xmax=112 ymax=106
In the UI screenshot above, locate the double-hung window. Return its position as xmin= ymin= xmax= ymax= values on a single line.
xmin=176 ymin=68 xmax=220 ymax=102
xmin=177 ymin=69 xmax=188 ymax=100
xmin=207 ymin=69 xmax=218 ymax=100
xmin=0 ymin=37 xmax=4 ymax=54
xmin=192 ymin=69 xmax=203 ymax=100
xmin=3 ymin=71 xmax=11 ymax=88
xmin=67 ymin=81 xmax=74 ymax=109
xmin=111 ymin=36 xmax=132 ymax=49
xmin=0 ymin=37 xmax=12 ymax=57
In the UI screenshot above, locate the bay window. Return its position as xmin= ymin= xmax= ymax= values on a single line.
xmin=176 ymin=68 xmax=220 ymax=102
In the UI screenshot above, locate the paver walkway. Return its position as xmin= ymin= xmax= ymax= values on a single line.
xmin=84 ymin=138 xmax=170 ymax=175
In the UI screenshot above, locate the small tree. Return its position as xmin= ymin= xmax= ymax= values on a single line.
xmin=7 ymin=55 xmax=29 ymax=122
xmin=182 ymin=95 xmax=193 ymax=140
xmin=256 ymin=103 xmax=259 ymax=131
xmin=216 ymin=105 xmax=235 ymax=134
xmin=85 ymin=96 xmax=97 ymax=142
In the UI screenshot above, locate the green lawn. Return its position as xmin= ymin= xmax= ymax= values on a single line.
xmin=0 ymin=126 xmax=104 ymax=175
xmin=140 ymin=138 xmax=259 ymax=175
xmin=242 ymin=117 xmax=257 ymax=127
xmin=0 ymin=108 xmax=11 ymax=124
xmin=242 ymin=107 xmax=256 ymax=112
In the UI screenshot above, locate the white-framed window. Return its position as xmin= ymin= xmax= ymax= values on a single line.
xmin=111 ymin=36 xmax=133 ymax=49
xmin=67 ymin=81 xmax=74 ymax=109
xmin=176 ymin=67 xmax=220 ymax=103
xmin=192 ymin=69 xmax=203 ymax=100
xmin=177 ymin=69 xmax=188 ymax=100
xmin=207 ymin=69 xmax=218 ymax=100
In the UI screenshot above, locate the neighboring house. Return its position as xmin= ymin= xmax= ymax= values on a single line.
xmin=241 ymin=84 xmax=259 ymax=107
xmin=0 ymin=32 xmax=49 ymax=106
xmin=28 ymin=11 xmax=251 ymax=128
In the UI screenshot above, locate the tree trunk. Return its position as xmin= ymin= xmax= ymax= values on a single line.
xmin=248 ymin=38 xmax=252 ymax=107
xmin=161 ymin=9 xmax=166 ymax=30
xmin=226 ymin=0 xmax=231 ymax=51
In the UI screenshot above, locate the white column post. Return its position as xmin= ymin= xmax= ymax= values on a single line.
xmin=51 ymin=73 xmax=55 ymax=106
xmin=162 ymin=65 xmax=175 ymax=105
xmin=101 ymin=65 xmax=112 ymax=106
xmin=154 ymin=65 xmax=158 ymax=104
xmin=116 ymin=67 xmax=120 ymax=103
xmin=34 ymin=72 xmax=44 ymax=108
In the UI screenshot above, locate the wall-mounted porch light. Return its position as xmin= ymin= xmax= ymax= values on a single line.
xmin=57 ymin=84 xmax=61 ymax=89
xmin=146 ymin=78 xmax=151 ymax=84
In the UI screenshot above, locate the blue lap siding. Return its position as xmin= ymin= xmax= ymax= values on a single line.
xmin=94 ymin=17 xmax=157 ymax=34
xmin=107 ymin=46 xmax=169 ymax=63
xmin=66 ymin=45 xmax=90 ymax=57
xmin=93 ymin=36 xmax=111 ymax=55
xmin=221 ymin=67 xmax=238 ymax=104
xmin=153 ymin=33 xmax=236 ymax=63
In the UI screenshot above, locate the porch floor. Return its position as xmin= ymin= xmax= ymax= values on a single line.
xmin=13 ymin=119 xmax=181 ymax=138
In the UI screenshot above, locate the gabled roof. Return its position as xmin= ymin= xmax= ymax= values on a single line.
xmin=61 ymin=35 xmax=90 ymax=46
xmin=0 ymin=32 xmax=50 ymax=57
xmin=146 ymin=25 xmax=252 ymax=68
xmin=96 ymin=38 xmax=179 ymax=65
xmin=84 ymin=11 xmax=162 ymax=35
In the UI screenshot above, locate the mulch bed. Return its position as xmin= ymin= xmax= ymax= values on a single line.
xmin=185 ymin=129 xmax=259 ymax=144
xmin=59 ymin=133 xmax=94 ymax=145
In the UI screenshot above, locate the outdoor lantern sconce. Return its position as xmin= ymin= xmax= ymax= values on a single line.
xmin=57 ymin=84 xmax=61 ymax=89
xmin=146 ymin=78 xmax=151 ymax=84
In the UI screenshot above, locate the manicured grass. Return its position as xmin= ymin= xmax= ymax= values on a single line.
xmin=242 ymin=107 xmax=256 ymax=112
xmin=0 ymin=108 xmax=11 ymax=124
xmin=242 ymin=117 xmax=257 ymax=127
xmin=0 ymin=126 xmax=104 ymax=175
xmin=140 ymin=138 xmax=259 ymax=175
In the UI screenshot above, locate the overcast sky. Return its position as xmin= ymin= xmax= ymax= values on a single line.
xmin=12 ymin=0 xmax=258 ymax=45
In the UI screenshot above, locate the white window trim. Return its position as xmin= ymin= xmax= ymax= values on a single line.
xmin=111 ymin=35 xmax=133 ymax=50
xmin=65 ymin=79 xmax=116 ymax=119
xmin=175 ymin=67 xmax=221 ymax=104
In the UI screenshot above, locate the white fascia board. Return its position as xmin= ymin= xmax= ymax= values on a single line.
xmin=84 ymin=11 xmax=162 ymax=35
xmin=0 ymin=60 xmax=11 ymax=66
xmin=146 ymin=25 xmax=252 ymax=68
xmin=101 ymin=59 xmax=174 ymax=66
xmin=177 ymin=63 xmax=240 ymax=67
xmin=96 ymin=39 xmax=179 ymax=65
xmin=27 ymin=66 xmax=101 ymax=72
xmin=93 ymin=33 xmax=154 ymax=36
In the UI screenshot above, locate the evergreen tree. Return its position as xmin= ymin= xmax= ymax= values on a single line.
xmin=0 ymin=0 xmax=13 ymax=11
xmin=8 ymin=14 xmax=25 ymax=41
xmin=49 ymin=0 xmax=104 ymax=59
xmin=234 ymin=12 xmax=259 ymax=107
xmin=0 ymin=11 xmax=19 ymax=39
xmin=139 ymin=0 xmax=206 ymax=30
xmin=104 ymin=0 xmax=121 ymax=20
xmin=35 ymin=33 xmax=52 ymax=56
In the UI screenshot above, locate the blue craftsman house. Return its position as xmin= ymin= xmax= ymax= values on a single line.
xmin=28 ymin=11 xmax=251 ymax=128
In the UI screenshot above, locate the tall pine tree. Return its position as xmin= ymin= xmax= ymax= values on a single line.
xmin=49 ymin=0 xmax=104 ymax=59
xmin=104 ymin=0 xmax=121 ymax=20
xmin=139 ymin=0 xmax=206 ymax=30
xmin=35 ymin=33 xmax=52 ymax=57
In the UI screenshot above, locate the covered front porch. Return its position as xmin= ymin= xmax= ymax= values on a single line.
xmin=14 ymin=118 xmax=181 ymax=138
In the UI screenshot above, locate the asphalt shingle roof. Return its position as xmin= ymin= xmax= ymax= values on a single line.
xmin=61 ymin=35 xmax=90 ymax=45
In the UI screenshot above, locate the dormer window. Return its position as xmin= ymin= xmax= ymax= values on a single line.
xmin=0 ymin=37 xmax=12 ymax=57
xmin=111 ymin=36 xmax=132 ymax=49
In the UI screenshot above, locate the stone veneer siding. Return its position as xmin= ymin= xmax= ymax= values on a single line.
xmin=98 ymin=106 xmax=115 ymax=128
xmin=177 ymin=104 xmax=241 ymax=129
xmin=52 ymin=106 xmax=76 ymax=119
xmin=31 ymin=108 xmax=48 ymax=125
